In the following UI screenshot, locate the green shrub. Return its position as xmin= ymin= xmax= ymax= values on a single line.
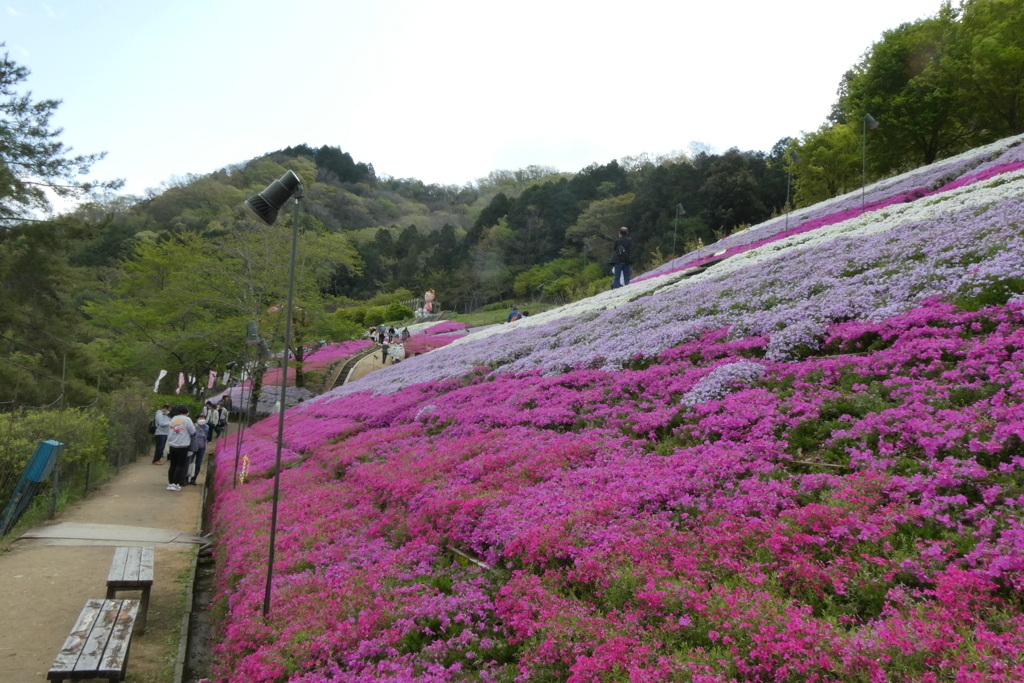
xmin=335 ymin=307 xmax=366 ymax=326
xmin=481 ymin=300 xmax=515 ymax=312
xmin=367 ymin=288 xmax=415 ymax=308
xmin=385 ymin=302 xmax=414 ymax=322
xmin=363 ymin=307 xmax=386 ymax=328
xmin=152 ymin=394 xmax=204 ymax=418
xmin=0 ymin=408 xmax=109 ymax=473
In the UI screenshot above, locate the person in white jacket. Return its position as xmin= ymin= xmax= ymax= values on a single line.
xmin=165 ymin=405 xmax=195 ymax=491
xmin=203 ymin=401 xmax=220 ymax=440
xmin=153 ymin=405 xmax=171 ymax=465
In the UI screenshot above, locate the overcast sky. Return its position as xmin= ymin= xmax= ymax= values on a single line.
xmin=5 ymin=0 xmax=943 ymax=196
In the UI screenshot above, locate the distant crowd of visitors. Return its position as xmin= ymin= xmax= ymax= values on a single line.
xmin=368 ymin=324 xmax=410 ymax=365
xmin=151 ymin=399 xmax=229 ymax=491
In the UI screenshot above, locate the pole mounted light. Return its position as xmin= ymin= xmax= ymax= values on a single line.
xmin=245 ymin=170 xmax=302 ymax=226
xmin=245 ymin=321 xmax=261 ymax=346
xmin=785 ymin=150 xmax=802 ymax=231
xmin=244 ymin=170 xmax=304 ymax=617
xmin=862 ymin=113 xmax=879 ymax=210
xmin=673 ymin=203 xmax=686 ymax=256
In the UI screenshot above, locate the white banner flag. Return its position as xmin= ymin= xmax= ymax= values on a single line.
xmin=154 ymin=369 xmax=168 ymax=393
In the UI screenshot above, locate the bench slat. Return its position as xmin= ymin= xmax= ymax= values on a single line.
xmin=98 ymin=600 xmax=138 ymax=676
xmin=124 ymin=546 xmax=142 ymax=583
xmin=48 ymin=599 xmax=104 ymax=677
xmin=107 ymin=547 xmax=154 ymax=588
xmin=107 ymin=547 xmax=129 ymax=584
xmin=74 ymin=599 xmax=122 ymax=673
xmin=139 ymin=546 xmax=154 ymax=582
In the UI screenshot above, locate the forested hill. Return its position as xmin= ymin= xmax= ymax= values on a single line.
xmin=74 ymin=142 xmax=795 ymax=306
xmin=5 ymin=0 xmax=1024 ymax=406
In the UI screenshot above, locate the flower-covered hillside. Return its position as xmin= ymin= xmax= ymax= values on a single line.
xmin=226 ymin=341 xmax=373 ymax=416
xmin=210 ymin=135 xmax=1024 ymax=682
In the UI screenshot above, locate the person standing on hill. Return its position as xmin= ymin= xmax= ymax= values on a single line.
xmin=611 ymin=226 xmax=633 ymax=289
xmin=401 ymin=327 xmax=411 ymax=342
xmin=165 ymin=405 xmax=195 ymax=490
xmin=507 ymin=305 xmax=521 ymax=323
xmin=152 ymin=404 xmax=171 ymax=465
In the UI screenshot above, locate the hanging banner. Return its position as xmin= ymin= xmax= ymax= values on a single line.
xmin=176 ymin=372 xmax=186 ymax=395
xmin=208 ymin=371 xmax=217 ymax=389
xmin=222 ymin=372 xmax=231 ymax=386
xmin=154 ymin=369 xmax=168 ymax=393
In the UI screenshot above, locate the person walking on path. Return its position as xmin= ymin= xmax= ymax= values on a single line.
xmin=188 ymin=417 xmax=208 ymax=486
xmin=381 ymin=339 xmax=390 ymax=365
xmin=165 ymin=405 xmax=195 ymax=491
xmin=388 ymin=325 xmax=397 ymax=343
xmin=152 ymin=404 xmax=171 ymax=465
xmin=611 ymin=226 xmax=633 ymax=289
xmin=401 ymin=327 xmax=411 ymax=342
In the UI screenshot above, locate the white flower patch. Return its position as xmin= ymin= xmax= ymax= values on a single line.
xmin=657 ymin=169 xmax=1024 ymax=296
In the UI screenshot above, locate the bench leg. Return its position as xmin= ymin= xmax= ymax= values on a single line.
xmin=106 ymin=586 xmax=116 ymax=599
xmin=121 ymin=637 xmax=132 ymax=681
xmin=137 ymin=586 xmax=151 ymax=636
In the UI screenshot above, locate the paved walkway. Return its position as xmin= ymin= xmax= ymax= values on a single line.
xmin=0 ymin=442 xmax=212 ymax=682
xmin=347 ymin=348 xmax=393 ymax=383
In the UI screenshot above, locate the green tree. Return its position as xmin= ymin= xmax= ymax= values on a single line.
xmin=698 ymin=151 xmax=767 ymax=230
xmin=1 ymin=47 xmax=121 ymax=222
xmin=841 ymin=6 xmax=972 ymax=170
xmin=793 ymin=123 xmax=862 ymax=205
xmin=563 ymin=193 xmax=635 ymax=258
xmin=0 ymin=217 xmax=99 ymax=405
xmin=953 ymin=0 xmax=1024 ymax=137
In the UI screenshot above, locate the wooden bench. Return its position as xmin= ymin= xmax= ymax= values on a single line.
xmin=105 ymin=547 xmax=154 ymax=635
xmin=48 ymin=599 xmax=138 ymax=682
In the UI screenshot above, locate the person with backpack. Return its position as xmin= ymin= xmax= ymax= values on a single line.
xmin=507 ymin=305 xmax=521 ymax=323
xmin=611 ymin=226 xmax=633 ymax=289
xmin=152 ymin=404 xmax=171 ymax=465
xmin=187 ymin=416 xmax=208 ymax=486
xmin=165 ymin=405 xmax=195 ymax=490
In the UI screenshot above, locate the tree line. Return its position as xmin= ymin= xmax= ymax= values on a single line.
xmin=2 ymin=0 xmax=1023 ymax=404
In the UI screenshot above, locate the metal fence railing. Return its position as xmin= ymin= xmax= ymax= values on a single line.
xmin=0 ymin=384 xmax=152 ymax=539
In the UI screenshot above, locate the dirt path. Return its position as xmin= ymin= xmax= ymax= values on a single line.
xmin=0 ymin=441 xmax=214 ymax=682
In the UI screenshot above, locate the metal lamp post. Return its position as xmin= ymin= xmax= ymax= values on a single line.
xmin=232 ymin=328 xmax=272 ymax=489
xmin=785 ymin=150 xmax=802 ymax=231
xmin=673 ymin=203 xmax=685 ymax=256
xmin=862 ymin=113 xmax=879 ymax=210
xmin=243 ymin=170 xmax=304 ymax=617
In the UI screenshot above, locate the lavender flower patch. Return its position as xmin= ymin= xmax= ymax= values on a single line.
xmin=640 ymin=134 xmax=1024 ymax=281
xmin=765 ymin=320 xmax=826 ymax=362
xmin=316 ymin=188 xmax=1024 ymax=397
xmin=681 ymin=360 xmax=766 ymax=406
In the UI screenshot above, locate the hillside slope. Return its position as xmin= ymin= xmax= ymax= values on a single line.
xmin=209 ymin=134 xmax=1024 ymax=682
